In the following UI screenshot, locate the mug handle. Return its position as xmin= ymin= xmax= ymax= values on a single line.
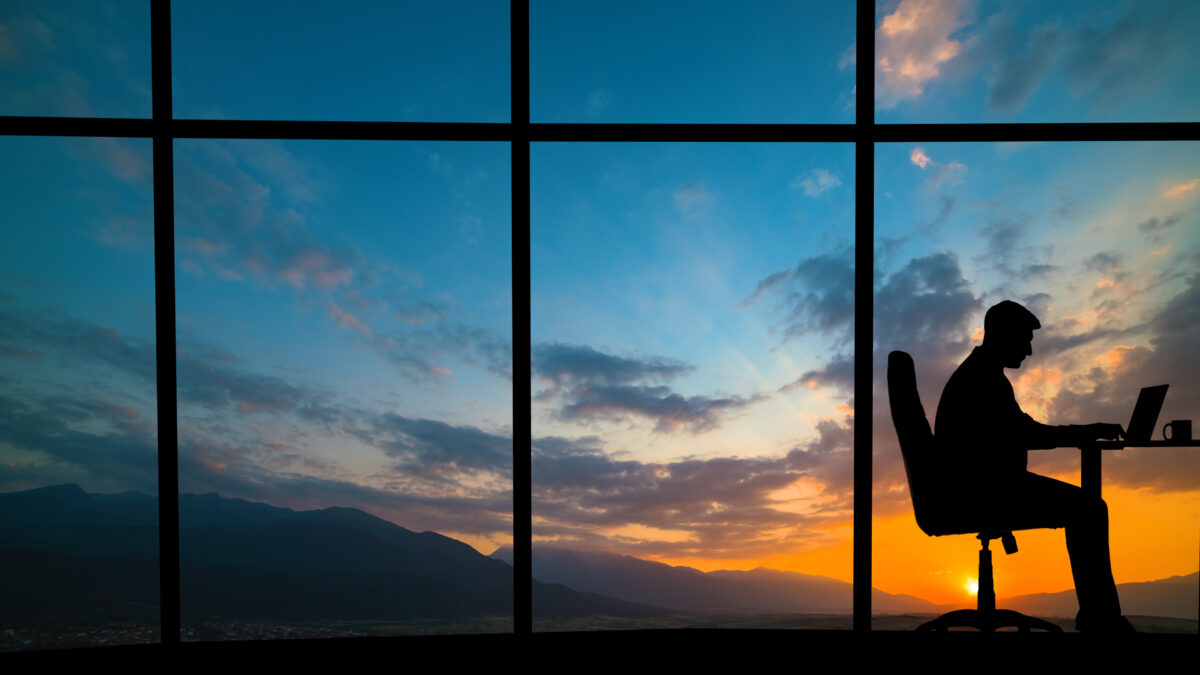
xmin=1163 ymin=421 xmax=1173 ymax=441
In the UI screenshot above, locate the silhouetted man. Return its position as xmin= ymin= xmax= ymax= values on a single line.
xmin=935 ymin=300 xmax=1132 ymax=633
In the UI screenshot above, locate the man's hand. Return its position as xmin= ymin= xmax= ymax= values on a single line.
xmin=1083 ymin=423 xmax=1124 ymax=441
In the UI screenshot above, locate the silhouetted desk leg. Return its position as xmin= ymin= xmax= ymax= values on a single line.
xmin=1081 ymin=445 xmax=1101 ymax=500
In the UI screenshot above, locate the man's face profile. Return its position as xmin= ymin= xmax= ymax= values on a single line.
xmin=990 ymin=328 xmax=1033 ymax=369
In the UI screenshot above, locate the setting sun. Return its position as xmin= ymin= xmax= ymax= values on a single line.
xmin=965 ymin=578 xmax=979 ymax=596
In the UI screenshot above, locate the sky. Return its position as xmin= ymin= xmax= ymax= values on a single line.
xmin=874 ymin=0 xmax=1200 ymax=122
xmin=2 ymin=0 xmax=1199 ymax=614
xmin=531 ymin=0 xmax=855 ymax=123
xmin=531 ymin=143 xmax=856 ymax=593
xmin=0 ymin=1 xmax=514 ymax=556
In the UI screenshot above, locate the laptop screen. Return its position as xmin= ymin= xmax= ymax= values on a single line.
xmin=1126 ymin=384 xmax=1168 ymax=442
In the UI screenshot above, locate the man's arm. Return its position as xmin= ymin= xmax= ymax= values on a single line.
xmin=1022 ymin=416 xmax=1124 ymax=449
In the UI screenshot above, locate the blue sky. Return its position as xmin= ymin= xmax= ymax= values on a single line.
xmin=173 ymin=0 xmax=510 ymax=122
xmin=874 ymin=0 xmax=1200 ymax=122
xmin=532 ymin=0 xmax=855 ymax=123
xmin=532 ymin=143 xmax=856 ymax=571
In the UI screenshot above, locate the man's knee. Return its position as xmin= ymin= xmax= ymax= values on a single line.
xmin=1073 ymin=494 xmax=1108 ymax=525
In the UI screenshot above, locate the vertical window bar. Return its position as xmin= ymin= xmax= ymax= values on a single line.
xmin=853 ymin=0 xmax=874 ymax=632
xmin=512 ymin=0 xmax=532 ymax=636
xmin=151 ymin=0 xmax=180 ymax=645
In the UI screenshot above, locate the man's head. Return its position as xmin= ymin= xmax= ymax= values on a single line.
xmin=982 ymin=300 xmax=1041 ymax=368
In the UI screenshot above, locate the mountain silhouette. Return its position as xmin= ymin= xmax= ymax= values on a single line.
xmin=492 ymin=546 xmax=938 ymax=614
xmin=497 ymin=545 xmax=1199 ymax=621
xmin=0 ymin=484 xmax=512 ymax=624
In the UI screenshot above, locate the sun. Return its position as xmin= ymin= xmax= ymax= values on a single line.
xmin=965 ymin=577 xmax=979 ymax=596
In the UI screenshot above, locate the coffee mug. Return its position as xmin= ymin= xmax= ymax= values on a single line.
xmin=1163 ymin=420 xmax=1192 ymax=442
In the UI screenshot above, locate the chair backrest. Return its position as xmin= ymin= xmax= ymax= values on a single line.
xmin=887 ymin=350 xmax=941 ymax=536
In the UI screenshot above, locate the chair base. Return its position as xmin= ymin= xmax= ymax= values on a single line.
xmin=917 ymin=608 xmax=1064 ymax=632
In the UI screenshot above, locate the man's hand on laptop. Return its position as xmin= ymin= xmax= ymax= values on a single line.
xmin=1085 ymin=423 xmax=1124 ymax=441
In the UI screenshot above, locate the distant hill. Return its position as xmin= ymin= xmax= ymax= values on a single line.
xmin=492 ymin=546 xmax=939 ymax=614
xmin=495 ymin=545 xmax=1199 ymax=620
xmin=999 ymin=572 xmax=1199 ymax=620
xmin=0 ymin=483 xmax=513 ymax=624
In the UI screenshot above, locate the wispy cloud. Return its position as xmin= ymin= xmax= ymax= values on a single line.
xmin=532 ymin=343 xmax=761 ymax=434
xmin=875 ymin=0 xmax=972 ymax=108
xmin=910 ymin=146 xmax=966 ymax=190
xmin=532 ymin=421 xmax=852 ymax=558
xmin=1164 ymin=178 xmax=1200 ymax=199
xmin=792 ymin=168 xmax=842 ymax=197
xmin=672 ymin=182 xmax=714 ymax=216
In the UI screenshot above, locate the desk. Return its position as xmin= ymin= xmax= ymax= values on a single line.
xmin=1079 ymin=440 xmax=1200 ymax=499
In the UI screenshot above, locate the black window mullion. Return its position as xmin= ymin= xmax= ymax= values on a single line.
xmin=151 ymin=0 xmax=180 ymax=646
xmin=512 ymin=0 xmax=531 ymax=637
xmin=853 ymin=0 xmax=874 ymax=632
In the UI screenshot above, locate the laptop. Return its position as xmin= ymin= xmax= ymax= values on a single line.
xmin=1125 ymin=384 xmax=1168 ymax=443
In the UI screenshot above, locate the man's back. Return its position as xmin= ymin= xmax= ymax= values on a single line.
xmin=934 ymin=346 xmax=1036 ymax=487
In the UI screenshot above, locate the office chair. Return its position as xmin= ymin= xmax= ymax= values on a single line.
xmin=887 ymin=350 xmax=1063 ymax=632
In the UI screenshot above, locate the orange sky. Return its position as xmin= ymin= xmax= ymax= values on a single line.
xmin=647 ymin=478 xmax=1200 ymax=608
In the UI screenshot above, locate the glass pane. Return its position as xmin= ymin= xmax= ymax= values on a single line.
xmin=874 ymin=0 xmax=1200 ymax=123
xmin=531 ymin=1 xmax=856 ymax=123
xmin=172 ymin=1 xmax=511 ymax=122
xmin=873 ymin=141 xmax=1200 ymax=631
xmin=0 ymin=0 xmax=151 ymax=118
xmin=174 ymin=139 xmax=512 ymax=640
xmin=0 ymin=135 xmax=158 ymax=651
xmin=531 ymin=142 xmax=855 ymax=629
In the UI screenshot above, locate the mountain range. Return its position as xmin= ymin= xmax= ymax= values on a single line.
xmin=2 ymin=484 xmax=1195 ymax=627
xmin=492 ymin=545 xmax=1199 ymax=620
xmin=0 ymin=483 xmax=513 ymax=622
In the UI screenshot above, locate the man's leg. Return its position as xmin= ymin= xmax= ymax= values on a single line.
xmin=1007 ymin=473 xmax=1122 ymax=622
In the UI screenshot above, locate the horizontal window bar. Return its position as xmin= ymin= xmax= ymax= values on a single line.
xmin=873 ymin=122 xmax=1200 ymax=142
xmin=5 ymin=117 xmax=1197 ymax=143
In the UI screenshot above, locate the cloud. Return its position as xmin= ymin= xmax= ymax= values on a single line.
xmin=0 ymin=392 xmax=158 ymax=495
xmin=394 ymin=300 xmax=450 ymax=325
xmin=875 ymin=0 xmax=972 ymax=108
xmin=1063 ymin=5 xmax=1180 ymax=110
xmin=1082 ymin=251 xmax=1123 ymax=274
xmin=1036 ymin=272 xmax=1200 ymax=492
xmin=174 ymin=140 xmax=359 ymax=293
xmin=974 ymin=3 xmax=1188 ymax=114
xmin=875 ymin=252 xmax=981 ymax=363
xmin=672 ymin=182 xmax=714 ymax=216
xmin=585 ymin=89 xmax=612 ymax=117
xmin=792 ymin=169 xmax=842 ymax=197
xmin=532 ymin=343 xmax=693 ymax=386
xmin=365 ymin=414 xmax=512 ymax=476
xmin=1136 ymin=213 xmax=1182 ymax=243
xmin=838 ymin=41 xmax=856 ymax=71
xmin=779 ymin=353 xmax=854 ymax=395
xmin=741 ymin=248 xmax=855 ymax=343
xmin=986 ymin=23 xmax=1063 ymax=112
xmin=176 ymin=342 xmax=317 ymax=416
xmin=920 ymin=195 xmax=957 ymax=235
xmin=1163 ymin=179 xmax=1199 ymax=199
xmin=0 ymin=302 xmax=156 ymax=384
xmin=177 ymin=437 xmax=512 ymax=539
xmin=532 ymin=343 xmax=760 ymax=434
xmin=380 ymin=322 xmax=512 ymax=382
xmin=532 ymin=427 xmax=852 ymax=558
xmin=909 ymin=147 xmax=966 ymax=190
xmin=559 ymin=384 xmax=763 ymax=434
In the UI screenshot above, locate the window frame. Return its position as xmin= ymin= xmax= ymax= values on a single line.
xmin=0 ymin=0 xmax=1197 ymax=648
